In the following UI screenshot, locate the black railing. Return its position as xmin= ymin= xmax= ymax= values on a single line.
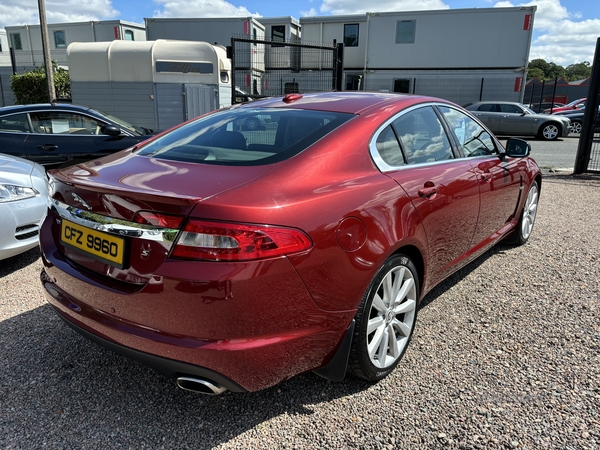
xmin=229 ymin=36 xmax=342 ymax=104
xmin=575 ymin=37 xmax=600 ymax=174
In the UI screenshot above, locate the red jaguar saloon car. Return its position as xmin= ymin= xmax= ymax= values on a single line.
xmin=40 ymin=92 xmax=541 ymax=394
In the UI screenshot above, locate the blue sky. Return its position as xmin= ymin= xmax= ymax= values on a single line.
xmin=1 ymin=0 xmax=598 ymax=66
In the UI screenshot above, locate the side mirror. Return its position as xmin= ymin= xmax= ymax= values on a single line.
xmin=505 ymin=138 xmax=531 ymax=157
xmin=100 ymin=125 xmax=122 ymax=136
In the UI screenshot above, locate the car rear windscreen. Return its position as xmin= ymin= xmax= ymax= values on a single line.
xmin=136 ymin=108 xmax=355 ymax=166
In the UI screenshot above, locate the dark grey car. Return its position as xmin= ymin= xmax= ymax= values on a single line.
xmin=555 ymin=107 xmax=600 ymax=134
xmin=0 ymin=104 xmax=154 ymax=168
xmin=464 ymin=101 xmax=571 ymax=140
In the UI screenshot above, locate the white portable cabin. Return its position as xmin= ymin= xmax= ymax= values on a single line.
xmin=67 ymin=40 xmax=232 ymax=131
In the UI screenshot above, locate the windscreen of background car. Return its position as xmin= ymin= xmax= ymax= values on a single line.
xmin=90 ymin=108 xmax=149 ymax=135
xmin=136 ymin=108 xmax=354 ymax=166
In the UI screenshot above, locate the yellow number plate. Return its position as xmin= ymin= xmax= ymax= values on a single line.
xmin=60 ymin=219 xmax=125 ymax=268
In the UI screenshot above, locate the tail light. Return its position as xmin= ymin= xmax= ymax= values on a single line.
xmin=171 ymin=220 xmax=312 ymax=261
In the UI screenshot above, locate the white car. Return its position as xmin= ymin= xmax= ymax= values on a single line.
xmin=0 ymin=153 xmax=48 ymax=260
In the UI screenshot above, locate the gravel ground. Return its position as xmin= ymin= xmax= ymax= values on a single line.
xmin=1 ymin=172 xmax=599 ymax=449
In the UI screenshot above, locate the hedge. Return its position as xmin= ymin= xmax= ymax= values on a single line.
xmin=11 ymin=65 xmax=71 ymax=104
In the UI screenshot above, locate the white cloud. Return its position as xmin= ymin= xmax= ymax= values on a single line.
xmin=153 ymin=0 xmax=261 ymax=18
xmin=301 ymin=8 xmax=319 ymax=17
xmin=494 ymin=0 xmax=597 ymax=65
xmin=319 ymin=0 xmax=449 ymax=15
xmin=0 ymin=0 xmax=118 ymax=29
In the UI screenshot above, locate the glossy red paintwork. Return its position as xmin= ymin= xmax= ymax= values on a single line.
xmin=40 ymin=92 xmax=541 ymax=392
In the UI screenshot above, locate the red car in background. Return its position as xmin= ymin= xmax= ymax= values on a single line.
xmin=40 ymin=92 xmax=541 ymax=394
xmin=544 ymin=98 xmax=586 ymax=114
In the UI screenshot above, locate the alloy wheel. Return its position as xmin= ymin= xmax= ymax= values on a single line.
xmin=521 ymin=182 xmax=539 ymax=240
xmin=366 ymin=264 xmax=417 ymax=369
xmin=542 ymin=124 xmax=559 ymax=140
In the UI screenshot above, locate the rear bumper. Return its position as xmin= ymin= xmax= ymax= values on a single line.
xmin=48 ymin=300 xmax=248 ymax=392
xmin=40 ymin=220 xmax=356 ymax=391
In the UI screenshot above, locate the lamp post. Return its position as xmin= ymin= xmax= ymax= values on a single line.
xmin=37 ymin=0 xmax=56 ymax=102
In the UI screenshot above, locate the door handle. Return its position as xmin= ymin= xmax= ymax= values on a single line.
xmin=37 ymin=144 xmax=58 ymax=151
xmin=480 ymin=171 xmax=492 ymax=182
xmin=418 ymin=186 xmax=438 ymax=198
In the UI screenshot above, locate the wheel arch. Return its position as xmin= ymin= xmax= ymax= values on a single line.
xmin=390 ymin=244 xmax=424 ymax=300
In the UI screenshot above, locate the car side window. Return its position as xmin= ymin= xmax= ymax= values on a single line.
xmin=392 ymin=107 xmax=454 ymax=164
xmin=476 ymin=104 xmax=497 ymax=112
xmin=375 ymin=125 xmax=405 ymax=166
xmin=29 ymin=112 xmax=105 ymax=135
xmin=0 ymin=113 xmax=30 ymax=133
xmin=439 ymin=106 xmax=497 ymax=157
xmin=499 ymin=104 xmax=521 ymax=114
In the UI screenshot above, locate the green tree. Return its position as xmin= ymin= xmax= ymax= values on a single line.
xmin=11 ymin=62 xmax=71 ymax=104
xmin=527 ymin=67 xmax=545 ymax=80
xmin=527 ymin=58 xmax=565 ymax=81
xmin=564 ymin=62 xmax=592 ymax=81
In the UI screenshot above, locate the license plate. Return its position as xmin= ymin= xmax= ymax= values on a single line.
xmin=60 ymin=219 xmax=125 ymax=268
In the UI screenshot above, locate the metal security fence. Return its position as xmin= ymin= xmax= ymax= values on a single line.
xmin=11 ymin=49 xmax=68 ymax=72
xmin=588 ymin=131 xmax=600 ymax=172
xmin=575 ymin=37 xmax=600 ymax=174
xmin=229 ymin=36 xmax=342 ymax=104
xmin=0 ymin=67 xmax=16 ymax=107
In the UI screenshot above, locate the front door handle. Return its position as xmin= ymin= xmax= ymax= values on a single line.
xmin=480 ymin=171 xmax=492 ymax=182
xmin=37 ymin=144 xmax=58 ymax=151
xmin=418 ymin=186 xmax=438 ymax=198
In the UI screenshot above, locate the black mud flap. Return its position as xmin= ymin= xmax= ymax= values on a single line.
xmin=313 ymin=320 xmax=355 ymax=382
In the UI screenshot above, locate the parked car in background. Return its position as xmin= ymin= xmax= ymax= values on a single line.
xmin=234 ymin=87 xmax=253 ymax=103
xmin=464 ymin=101 xmax=570 ymax=140
xmin=0 ymin=104 xmax=154 ymax=169
xmin=543 ymin=98 xmax=586 ymax=114
xmin=0 ymin=153 xmax=48 ymax=260
xmin=527 ymin=101 xmax=564 ymax=113
xmin=40 ymin=92 xmax=541 ymax=394
xmin=555 ymin=107 xmax=600 ymax=134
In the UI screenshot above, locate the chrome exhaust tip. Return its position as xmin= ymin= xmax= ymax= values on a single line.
xmin=176 ymin=377 xmax=228 ymax=395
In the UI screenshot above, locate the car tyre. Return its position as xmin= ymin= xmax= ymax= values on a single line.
xmin=348 ymin=254 xmax=419 ymax=381
xmin=538 ymin=123 xmax=560 ymax=140
xmin=505 ymin=180 xmax=539 ymax=246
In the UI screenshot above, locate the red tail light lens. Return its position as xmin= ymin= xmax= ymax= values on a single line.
xmin=171 ymin=220 xmax=313 ymax=261
xmin=133 ymin=211 xmax=183 ymax=228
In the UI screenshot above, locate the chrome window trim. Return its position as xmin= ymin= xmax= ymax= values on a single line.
xmin=49 ymin=198 xmax=179 ymax=244
xmin=369 ymin=102 xmax=458 ymax=173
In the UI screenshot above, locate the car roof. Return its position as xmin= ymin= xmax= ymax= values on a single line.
xmin=0 ymin=103 xmax=94 ymax=115
xmin=237 ymin=91 xmax=453 ymax=115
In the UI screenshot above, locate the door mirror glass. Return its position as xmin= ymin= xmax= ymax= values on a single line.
xmin=505 ymin=138 xmax=531 ymax=157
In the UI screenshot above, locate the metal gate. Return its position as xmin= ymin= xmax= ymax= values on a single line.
xmin=229 ymin=36 xmax=343 ymax=104
xmin=575 ymin=37 xmax=600 ymax=174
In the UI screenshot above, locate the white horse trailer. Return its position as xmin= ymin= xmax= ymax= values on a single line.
xmin=67 ymin=40 xmax=232 ymax=131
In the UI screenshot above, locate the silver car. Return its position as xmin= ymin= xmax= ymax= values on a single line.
xmin=464 ymin=101 xmax=571 ymax=140
xmin=0 ymin=153 xmax=48 ymax=260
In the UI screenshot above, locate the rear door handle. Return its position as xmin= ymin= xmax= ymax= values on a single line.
xmin=37 ymin=144 xmax=58 ymax=151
